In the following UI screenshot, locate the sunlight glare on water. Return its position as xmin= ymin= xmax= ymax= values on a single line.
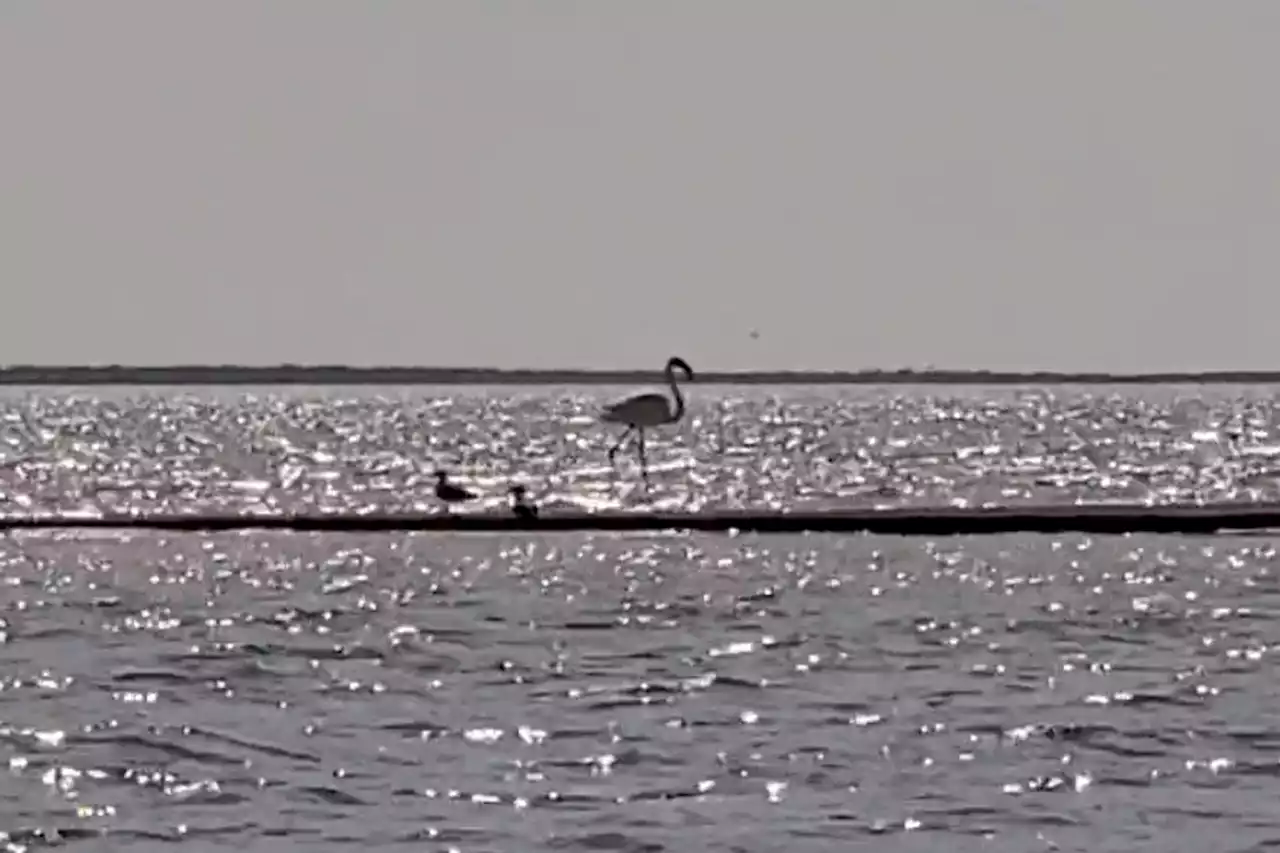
xmin=2 ymin=384 xmax=1280 ymax=851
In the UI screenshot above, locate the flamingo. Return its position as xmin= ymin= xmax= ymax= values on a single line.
xmin=509 ymin=484 xmax=538 ymax=519
xmin=600 ymin=356 xmax=695 ymax=482
xmin=434 ymin=470 xmax=478 ymax=509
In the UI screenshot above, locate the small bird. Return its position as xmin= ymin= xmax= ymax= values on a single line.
xmin=509 ymin=484 xmax=538 ymax=519
xmin=434 ymin=470 xmax=478 ymax=508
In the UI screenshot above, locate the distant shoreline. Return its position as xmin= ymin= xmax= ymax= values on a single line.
xmin=1 ymin=365 xmax=1279 ymax=386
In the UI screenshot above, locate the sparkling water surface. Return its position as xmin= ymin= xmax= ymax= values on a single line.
xmin=3 ymin=384 xmax=1280 ymax=852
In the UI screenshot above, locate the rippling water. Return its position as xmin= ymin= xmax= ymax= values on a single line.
xmin=2 ymin=383 xmax=1279 ymax=515
xmin=4 ymin=385 xmax=1280 ymax=851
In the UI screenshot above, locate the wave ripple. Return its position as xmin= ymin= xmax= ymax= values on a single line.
xmin=0 ymin=384 xmax=1277 ymax=514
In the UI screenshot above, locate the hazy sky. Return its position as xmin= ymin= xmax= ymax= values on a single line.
xmin=3 ymin=3 xmax=1278 ymax=371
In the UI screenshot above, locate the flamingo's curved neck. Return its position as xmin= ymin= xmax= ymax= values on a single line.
xmin=666 ymin=363 xmax=685 ymax=422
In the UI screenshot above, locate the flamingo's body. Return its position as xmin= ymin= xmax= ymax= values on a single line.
xmin=509 ymin=485 xmax=538 ymax=519
xmin=600 ymin=356 xmax=694 ymax=482
xmin=434 ymin=471 xmax=477 ymax=508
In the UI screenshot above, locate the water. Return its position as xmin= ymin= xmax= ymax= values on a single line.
xmin=3 ymin=384 xmax=1280 ymax=851
xmin=2 ymin=383 xmax=1279 ymax=516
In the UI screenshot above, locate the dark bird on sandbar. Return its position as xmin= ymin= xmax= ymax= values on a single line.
xmin=509 ymin=484 xmax=538 ymax=519
xmin=434 ymin=471 xmax=478 ymax=507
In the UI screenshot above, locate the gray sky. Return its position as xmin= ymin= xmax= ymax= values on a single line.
xmin=3 ymin=3 xmax=1278 ymax=372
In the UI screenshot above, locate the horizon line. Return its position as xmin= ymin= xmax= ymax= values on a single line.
xmin=1 ymin=363 xmax=1279 ymax=386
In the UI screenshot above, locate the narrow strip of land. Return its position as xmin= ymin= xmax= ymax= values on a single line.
xmin=0 ymin=365 xmax=1277 ymax=386
xmin=2 ymin=502 xmax=1279 ymax=534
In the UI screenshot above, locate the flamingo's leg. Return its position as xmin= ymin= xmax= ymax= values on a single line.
xmin=608 ymin=426 xmax=634 ymax=463
xmin=637 ymin=428 xmax=649 ymax=485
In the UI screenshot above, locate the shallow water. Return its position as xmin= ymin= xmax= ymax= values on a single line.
xmin=3 ymin=385 xmax=1280 ymax=851
xmin=1 ymin=383 xmax=1278 ymax=515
